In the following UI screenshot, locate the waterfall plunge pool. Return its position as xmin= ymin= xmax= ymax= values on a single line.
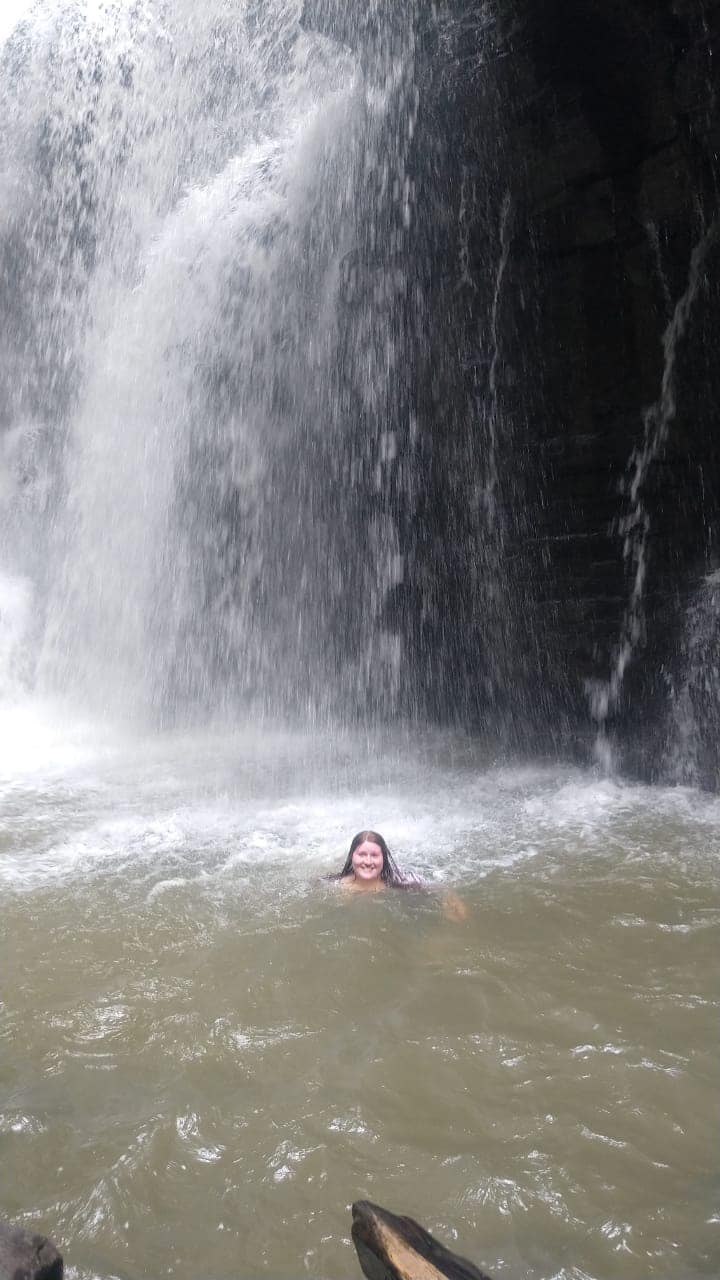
xmin=1 ymin=706 xmax=718 ymax=1280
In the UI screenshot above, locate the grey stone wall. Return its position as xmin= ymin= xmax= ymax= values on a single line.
xmin=391 ymin=0 xmax=720 ymax=771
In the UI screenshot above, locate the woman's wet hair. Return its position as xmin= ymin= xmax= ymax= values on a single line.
xmin=330 ymin=829 xmax=408 ymax=886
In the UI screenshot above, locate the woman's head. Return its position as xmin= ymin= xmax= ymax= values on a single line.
xmin=334 ymin=830 xmax=405 ymax=885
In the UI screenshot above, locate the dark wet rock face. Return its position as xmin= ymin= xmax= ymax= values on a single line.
xmin=384 ymin=0 xmax=720 ymax=774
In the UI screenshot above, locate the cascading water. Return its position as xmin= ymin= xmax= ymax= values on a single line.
xmin=587 ymin=215 xmax=720 ymax=769
xmin=0 ymin=567 xmax=32 ymax=698
xmin=0 ymin=0 xmax=417 ymax=726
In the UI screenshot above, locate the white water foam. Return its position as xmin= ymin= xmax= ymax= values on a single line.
xmin=3 ymin=708 xmax=720 ymax=897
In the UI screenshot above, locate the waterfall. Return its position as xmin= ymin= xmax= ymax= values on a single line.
xmin=0 ymin=568 xmax=32 ymax=699
xmin=0 ymin=0 xmax=418 ymax=726
xmin=587 ymin=216 xmax=720 ymax=765
xmin=486 ymin=188 xmax=512 ymax=540
xmin=476 ymin=187 xmax=513 ymax=703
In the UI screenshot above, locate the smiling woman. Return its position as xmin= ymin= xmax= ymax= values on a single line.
xmin=329 ymin=830 xmax=469 ymax=919
xmin=330 ymin=830 xmax=407 ymax=893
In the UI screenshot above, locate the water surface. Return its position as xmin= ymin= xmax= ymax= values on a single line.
xmin=1 ymin=705 xmax=719 ymax=1279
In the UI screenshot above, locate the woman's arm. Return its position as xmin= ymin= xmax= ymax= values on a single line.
xmin=441 ymin=891 xmax=469 ymax=922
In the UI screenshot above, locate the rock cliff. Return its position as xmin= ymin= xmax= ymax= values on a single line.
xmin=360 ymin=0 xmax=720 ymax=776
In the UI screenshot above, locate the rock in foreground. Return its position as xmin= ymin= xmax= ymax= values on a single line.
xmin=0 ymin=1221 xmax=63 ymax=1280
xmin=351 ymin=1200 xmax=493 ymax=1280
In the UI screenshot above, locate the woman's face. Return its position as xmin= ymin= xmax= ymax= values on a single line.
xmin=351 ymin=839 xmax=384 ymax=882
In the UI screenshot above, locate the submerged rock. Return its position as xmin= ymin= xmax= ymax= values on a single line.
xmin=0 ymin=1220 xmax=63 ymax=1280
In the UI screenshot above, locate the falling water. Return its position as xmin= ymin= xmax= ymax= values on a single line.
xmin=588 ymin=216 xmax=720 ymax=765
xmin=475 ymin=188 xmax=513 ymax=701
xmin=0 ymin=0 xmax=418 ymax=726
xmin=0 ymin=568 xmax=31 ymax=698
xmin=485 ymin=188 xmax=512 ymax=540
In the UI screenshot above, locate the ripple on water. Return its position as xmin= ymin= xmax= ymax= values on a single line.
xmin=1 ymin=720 xmax=719 ymax=1279
xmin=0 ymin=1112 xmax=47 ymax=1136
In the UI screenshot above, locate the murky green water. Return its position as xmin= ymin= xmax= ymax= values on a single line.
xmin=1 ymin=707 xmax=719 ymax=1279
